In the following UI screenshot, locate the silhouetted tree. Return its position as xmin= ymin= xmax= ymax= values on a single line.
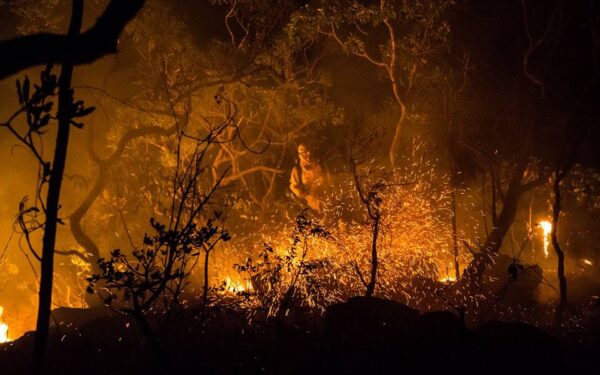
xmin=0 ymin=3 xmax=96 ymax=371
xmin=550 ymin=134 xmax=583 ymax=317
xmin=87 ymin=97 xmax=237 ymax=366
xmin=349 ymin=158 xmax=384 ymax=297
xmin=0 ymin=1 xmax=144 ymax=371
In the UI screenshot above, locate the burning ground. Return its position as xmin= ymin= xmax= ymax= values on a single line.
xmin=1 ymin=0 xmax=600 ymax=374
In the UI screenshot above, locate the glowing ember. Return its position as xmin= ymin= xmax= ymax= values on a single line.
xmin=0 ymin=306 xmax=10 ymax=344
xmin=582 ymin=259 xmax=593 ymax=266
xmin=538 ymin=221 xmax=552 ymax=258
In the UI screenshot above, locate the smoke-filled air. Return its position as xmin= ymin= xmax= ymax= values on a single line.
xmin=0 ymin=1 xmax=599 ymax=374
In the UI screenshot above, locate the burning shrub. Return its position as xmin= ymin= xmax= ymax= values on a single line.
xmin=233 ymin=209 xmax=341 ymax=324
xmin=218 ymin=142 xmax=457 ymax=315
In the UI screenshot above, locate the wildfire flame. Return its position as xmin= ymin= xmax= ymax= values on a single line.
xmin=223 ymin=277 xmax=253 ymax=293
xmin=0 ymin=306 xmax=10 ymax=344
xmin=438 ymin=276 xmax=456 ymax=283
xmin=538 ymin=221 xmax=552 ymax=258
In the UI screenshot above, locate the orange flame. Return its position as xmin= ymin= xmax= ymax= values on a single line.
xmin=223 ymin=277 xmax=253 ymax=293
xmin=582 ymin=258 xmax=593 ymax=266
xmin=0 ymin=306 xmax=10 ymax=344
xmin=438 ymin=275 xmax=456 ymax=283
xmin=538 ymin=221 xmax=552 ymax=258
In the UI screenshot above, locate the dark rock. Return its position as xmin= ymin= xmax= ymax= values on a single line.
xmin=322 ymin=296 xmax=420 ymax=373
xmin=469 ymin=320 xmax=562 ymax=372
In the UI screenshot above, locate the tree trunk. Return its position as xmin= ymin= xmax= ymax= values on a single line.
xmin=69 ymin=175 xmax=104 ymax=307
xmin=462 ymin=159 xmax=529 ymax=285
xmin=552 ymin=169 xmax=568 ymax=313
xmin=69 ymin=124 xmax=177 ymax=288
xmin=202 ymin=249 xmax=210 ymax=317
xmin=32 ymin=2 xmax=83 ymax=374
xmin=451 ymin=187 xmax=460 ymax=280
xmin=69 ymin=175 xmax=104 ymax=267
xmin=133 ymin=310 xmax=167 ymax=371
xmin=365 ymin=216 xmax=380 ymax=297
xmin=389 ymin=101 xmax=406 ymax=170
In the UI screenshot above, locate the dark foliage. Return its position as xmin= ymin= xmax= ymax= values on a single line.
xmin=0 ymin=0 xmax=145 ymax=79
xmin=87 ymin=215 xmax=229 ymax=313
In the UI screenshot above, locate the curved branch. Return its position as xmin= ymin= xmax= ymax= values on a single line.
xmin=0 ymin=0 xmax=145 ymax=80
xmin=55 ymin=249 xmax=91 ymax=262
xmin=69 ymin=123 xmax=177 ymax=269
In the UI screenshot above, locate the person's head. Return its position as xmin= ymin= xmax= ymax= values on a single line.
xmin=298 ymin=144 xmax=312 ymax=167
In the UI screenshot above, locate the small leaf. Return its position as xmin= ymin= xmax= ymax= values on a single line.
xmin=70 ymin=120 xmax=84 ymax=128
xmin=76 ymin=106 xmax=95 ymax=118
xmin=23 ymin=77 xmax=30 ymax=102
xmin=16 ymin=80 xmax=23 ymax=104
